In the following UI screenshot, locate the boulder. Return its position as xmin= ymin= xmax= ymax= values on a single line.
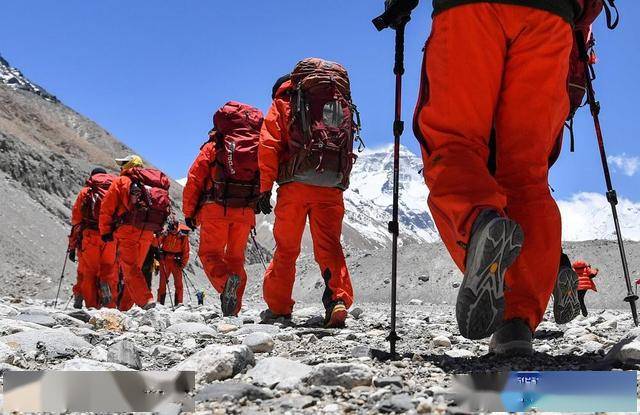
xmin=0 ymin=318 xmax=44 ymax=336
xmin=107 ymin=339 xmax=142 ymax=369
xmin=89 ymin=309 xmax=125 ymax=331
xmin=305 ymin=363 xmax=373 ymax=388
xmin=173 ymin=344 xmax=254 ymax=383
xmin=1 ymin=327 xmax=92 ymax=358
xmin=12 ymin=311 xmax=56 ymax=327
xmin=242 ymin=332 xmax=274 ymax=353
xmin=247 ymin=356 xmax=312 ymax=389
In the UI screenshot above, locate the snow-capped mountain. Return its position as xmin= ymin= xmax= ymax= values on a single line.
xmin=343 ymin=145 xmax=438 ymax=245
xmin=0 ymin=55 xmax=58 ymax=102
xmin=180 ymin=145 xmax=640 ymax=245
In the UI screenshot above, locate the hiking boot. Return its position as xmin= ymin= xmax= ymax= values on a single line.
xmin=73 ymin=294 xmax=84 ymax=309
xmin=220 ymin=274 xmax=241 ymax=317
xmin=325 ymin=301 xmax=348 ymax=328
xmin=488 ymin=318 xmax=533 ymax=356
xmin=456 ymin=209 xmax=524 ymax=340
xmin=553 ymin=253 xmax=580 ymax=324
xmin=259 ymin=309 xmax=292 ymax=325
xmin=142 ymin=301 xmax=156 ymax=310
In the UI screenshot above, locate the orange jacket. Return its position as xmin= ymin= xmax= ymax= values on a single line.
xmin=156 ymin=231 xmax=190 ymax=267
xmin=99 ymin=175 xmax=133 ymax=236
xmin=259 ymin=80 xmax=293 ymax=193
xmin=183 ymin=142 xmax=217 ymax=219
xmin=573 ymin=260 xmax=598 ymax=292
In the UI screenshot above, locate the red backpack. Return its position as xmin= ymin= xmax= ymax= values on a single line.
xmin=209 ymin=101 xmax=263 ymax=208
xmin=82 ymin=173 xmax=116 ymax=229
xmin=561 ymin=0 xmax=618 ymax=153
xmin=121 ymin=167 xmax=171 ymax=231
xmin=280 ymin=58 xmax=363 ymax=190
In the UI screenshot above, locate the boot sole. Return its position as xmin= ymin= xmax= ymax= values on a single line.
xmin=553 ymin=267 xmax=580 ymax=324
xmin=456 ymin=217 xmax=524 ymax=340
xmin=325 ymin=304 xmax=348 ymax=328
xmin=221 ymin=274 xmax=241 ymax=317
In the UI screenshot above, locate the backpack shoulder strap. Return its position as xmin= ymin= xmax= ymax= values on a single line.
xmin=603 ymin=0 xmax=619 ymax=29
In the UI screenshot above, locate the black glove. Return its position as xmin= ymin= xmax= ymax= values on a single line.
xmin=174 ymin=255 xmax=183 ymax=266
xmin=255 ymin=191 xmax=273 ymax=215
xmin=68 ymin=249 xmax=76 ymax=263
xmin=185 ymin=217 xmax=197 ymax=231
xmin=99 ymin=282 xmax=112 ymax=306
xmin=101 ymin=233 xmax=114 ymax=243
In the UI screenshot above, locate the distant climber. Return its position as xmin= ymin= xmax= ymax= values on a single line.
xmin=413 ymin=0 xmax=584 ymax=355
xmin=182 ymin=102 xmax=263 ymax=317
xmin=156 ymin=220 xmax=190 ymax=306
xmin=258 ymin=58 xmax=363 ymax=328
xmin=68 ymin=167 xmax=118 ymax=309
xmin=99 ymin=155 xmax=171 ymax=311
xmin=573 ymin=260 xmax=599 ymax=317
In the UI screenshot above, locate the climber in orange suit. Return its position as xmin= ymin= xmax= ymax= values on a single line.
xmin=413 ymin=2 xmax=577 ymax=354
xmin=257 ymin=77 xmax=353 ymax=328
xmin=182 ymin=133 xmax=255 ymax=317
xmin=156 ymin=221 xmax=190 ymax=305
xmin=68 ymin=167 xmax=118 ymax=309
xmin=99 ymin=155 xmax=158 ymax=311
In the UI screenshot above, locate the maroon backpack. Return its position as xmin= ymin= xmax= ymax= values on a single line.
xmin=279 ymin=58 xmax=363 ymax=190
xmin=121 ymin=167 xmax=171 ymax=231
xmin=210 ymin=101 xmax=263 ymax=208
xmin=82 ymin=173 xmax=116 ymax=229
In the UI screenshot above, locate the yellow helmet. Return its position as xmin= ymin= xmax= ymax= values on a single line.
xmin=115 ymin=154 xmax=144 ymax=170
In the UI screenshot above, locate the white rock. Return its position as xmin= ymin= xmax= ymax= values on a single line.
xmin=90 ymin=346 xmax=108 ymax=362
xmin=409 ymin=299 xmax=423 ymax=306
xmin=183 ymin=338 xmax=197 ymax=350
xmin=167 ymin=322 xmax=216 ymax=336
xmin=107 ymin=339 xmax=142 ymax=369
xmin=305 ymin=363 xmax=373 ymax=388
xmin=169 ymin=310 xmax=206 ymax=325
xmin=89 ymin=309 xmax=125 ymax=331
xmin=445 ymin=349 xmax=475 ymax=358
xmin=217 ymin=322 xmax=239 ymax=333
xmin=0 ymin=318 xmax=45 ymax=335
xmin=247 ymin=356 xmax=312 ymax=389
xmin=173 ymin=344 xmax=254 ymax=383
xmin=432 ymin=335 xmax=452 ymax=348
xmin=243 ymin=332 xmax=275 ymax=353
xmin=138 ymin=325 xmax=155 ymax=333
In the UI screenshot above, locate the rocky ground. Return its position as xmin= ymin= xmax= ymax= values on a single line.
xmin=1 ymin=298 xmax=640 ymax=414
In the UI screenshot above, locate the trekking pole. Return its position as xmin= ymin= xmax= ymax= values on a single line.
xmin=180 ymin=266 xmax=193 ymax=305
xmin=160 ymin=260 xmax=174 ymax=308
xmin=372 ymin=0 xmax=419 ymax=357
xmin=54 ymin=251 xmax=70 ymax=308
xmin=577 ymin=31 xmax=638 ymax=326
xmin=250 ymin=228 xmax=268 ymax=271
xmin=63 ymin=294 xmax=73 ymax=310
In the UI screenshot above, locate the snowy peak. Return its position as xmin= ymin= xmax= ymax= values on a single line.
xmin=0 ymin=54 xmax=58 ymax=102
xmin=343 ymin=144 xmax=439 ymax=246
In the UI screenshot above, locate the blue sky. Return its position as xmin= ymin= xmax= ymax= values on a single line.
xmin=1 ymin=1 xmax=638 ymax=202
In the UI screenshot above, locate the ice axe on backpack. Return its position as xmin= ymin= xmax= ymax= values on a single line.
xmin=575 ymin=15 xmax=637 ymax=325
xmin=250 ymin=228 xmax=268 ymax=271
xmin=371 ymin=0 xmax=419 ymax=359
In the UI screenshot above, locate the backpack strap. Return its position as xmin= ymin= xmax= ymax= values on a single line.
xmin=603 ymin=0 xmax=619 ymax=29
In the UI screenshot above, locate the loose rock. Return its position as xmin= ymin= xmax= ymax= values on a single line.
xmin=173 ymin=344 xmax=254 ymax=383
xmin=305 ymin=363 xmax=373 ymax=388
xmin=247 ymin=356 xmax=312 ymax=389
xmin=242 ymin=332 xmax=274 ymax=353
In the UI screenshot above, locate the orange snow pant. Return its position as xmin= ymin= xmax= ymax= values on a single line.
xmin=77 ymin=229 xmax=118 ymax=308
xmin=264 ymin=182 xmax=353 ymax=315
xmin=198 ymin=203 xmax=254 ymax=314
xmin=413 ymin=4 xmax=572 ymax=330
xmin=158 ymin=255 xmax=184 ymax=304
xmin=114 ymin=225 xmax=155 ymax=311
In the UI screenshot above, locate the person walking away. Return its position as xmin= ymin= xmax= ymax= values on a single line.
xmin=99 ymin=155 xmax=172 ymax=311
xmin=573 ymin=260 xmax=598 ymax=316
xmin=68 ymin=167 xmax=118 ymax=308
xmin=183 ymin=102 xmax=263 ymax=317
xmin=257 ymin=58 xmax=363 ymax=328
xmin=156 ymin=220 xmax=190 ymax=305
xmin=413 ymin=0 xmax=582 ymax=354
